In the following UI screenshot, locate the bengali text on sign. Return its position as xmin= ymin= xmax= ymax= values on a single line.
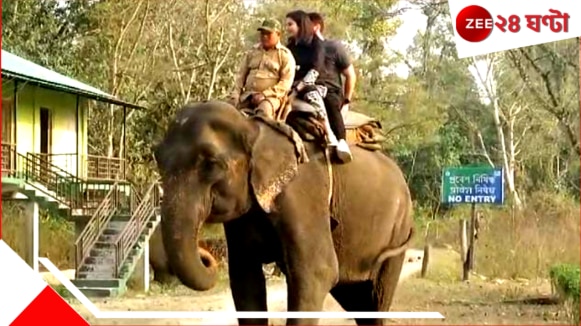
xmin=441 ymin=166 xmax=505 ymax=205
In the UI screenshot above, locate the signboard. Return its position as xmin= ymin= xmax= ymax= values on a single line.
xmin=441 ymin=166 xmax=504 ymax=205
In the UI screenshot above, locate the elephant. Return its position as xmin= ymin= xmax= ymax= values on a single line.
xmin=149 ymin=226 xmax=222 ymax=285
xmin=149 ymin=227 xmax=177 ymax=284
xmin=153 ymin=100 xmax=415 ymax=326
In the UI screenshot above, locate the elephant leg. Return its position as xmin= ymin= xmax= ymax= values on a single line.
xmin=153 ymin=269 xmax=176 ymax=285
xmin=276 ymin=196 xmax=339 ymax=325
xmin=224 ymin=220 xmax=268 ymax=326
xmin=373 ymin=252 xmax=406 ymax=321
xmin=330 ymin=281 xmax=378 ymax=325
xmin=330 ymin=252 xmax=406 ymax=326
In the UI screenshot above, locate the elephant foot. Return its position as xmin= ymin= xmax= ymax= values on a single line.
xmin=153 ymin=272 xmax=179 ymax=285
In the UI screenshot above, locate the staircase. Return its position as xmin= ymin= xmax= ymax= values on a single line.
xmin=8 ymin=151 xmax=162 ymax=298
xmin=72 ymin=182 xmax=161 ymax=297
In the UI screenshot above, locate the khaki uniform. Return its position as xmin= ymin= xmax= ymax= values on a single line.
xmin=230 ymin=42 xmax=296 ymax=119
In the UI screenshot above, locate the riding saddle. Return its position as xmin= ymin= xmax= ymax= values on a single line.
xmin=281 ymin=97 xmax=385 ymax=151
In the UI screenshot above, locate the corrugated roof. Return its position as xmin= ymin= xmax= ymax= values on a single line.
xmin=1 ymin=49 xmax=144 ymax=109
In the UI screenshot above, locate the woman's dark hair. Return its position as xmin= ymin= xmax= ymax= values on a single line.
xmin=285 ymin=10 xmax=315 ymax=45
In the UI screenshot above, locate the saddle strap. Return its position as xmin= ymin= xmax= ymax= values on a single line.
xmin=324 ymin=147 xmax=333 ymax=210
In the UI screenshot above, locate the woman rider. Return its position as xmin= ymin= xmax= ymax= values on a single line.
xmin=284 ymin=10 xmax=353 ymax=163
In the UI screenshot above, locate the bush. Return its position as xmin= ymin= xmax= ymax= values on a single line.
xmin=1 ymin=202 xmax=75 ymax=269
xmin=415 ymin=191 xmax=580 ymax=280
xmin=550 ymin=263 xmax=580 ymax=324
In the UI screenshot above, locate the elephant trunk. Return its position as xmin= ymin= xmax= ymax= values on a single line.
xmin=160 ymin=186 xmax=218 ymax=291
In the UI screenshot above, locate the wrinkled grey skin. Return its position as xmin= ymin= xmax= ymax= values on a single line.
xmin=153 ymin=101 xmax=415 ymax=326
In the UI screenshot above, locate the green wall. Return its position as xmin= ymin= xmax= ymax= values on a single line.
xmin=2 ymin=79 xmax=88 ymax=177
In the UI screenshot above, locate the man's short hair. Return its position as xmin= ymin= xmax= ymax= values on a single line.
xmin=308 ymin=12 xmax=325 ymax=33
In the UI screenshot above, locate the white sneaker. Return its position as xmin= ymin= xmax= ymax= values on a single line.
xmin=335 ymin=139 xmax=353 ymax=163
xmin=327 ymin=133 xmax=339 ymax=147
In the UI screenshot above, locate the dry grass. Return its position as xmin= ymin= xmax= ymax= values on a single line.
xmin=65 ymin=247 xmax=572 ymax=325
xmin=414 ymin=191 xmax=580 ymax=281
xmin=1 ymin=202 xmax=75 ymax=269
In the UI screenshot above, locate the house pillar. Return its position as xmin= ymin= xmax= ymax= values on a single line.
xmin=129 ymin=242 xmax=150 ymax=293
xmin=143 ymin=240 xmax=150 ymax=292
xmin=23 ymin=200 xmax=39 ymax=273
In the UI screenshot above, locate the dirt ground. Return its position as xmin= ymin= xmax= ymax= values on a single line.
xmin=63 ymin=249 xmax=571 ymax=325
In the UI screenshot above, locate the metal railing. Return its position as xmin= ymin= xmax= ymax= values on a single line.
xmin=23 ymin=153 xmax=86 ymax=208
xmin=85 ymin=155 xmax=126 ymax=181
xmin=114 ymin=182 xmax=161 ymax=277
xmin=74 ymin=181 xmax=120 ymax=275
xmin=2 ymin=145 xmax=124 ymax=218
xmin=35 ymin=153 xmax=77 ymax=177
xmin=33 ymin=153 xmax=126 ymax=181
xmin=2 ymin=142 xmax=17 ymax=177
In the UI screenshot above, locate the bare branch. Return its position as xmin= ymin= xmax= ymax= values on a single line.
xmin=167 ymin=22 xmax=186 ymax=99
xmin=476 ymin=131 xmax=495 ymax=167
xmin=111 ymin=0 xmax=146 ymax=95
xmin=118 ymin=0 xmax=150 ymax=85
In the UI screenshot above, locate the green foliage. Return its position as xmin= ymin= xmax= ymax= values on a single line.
xmin=550 ymin=264 xmax=580 ymax=302
xmin=2 ymin=0 xmax=578 ymax=211
xmin=2 ymin=0 xmax=92 ymax=75
xmin=2 ymin=202 xmax=75 ymax=268
xmin=550 ymin=263 xmax=580 ymax=324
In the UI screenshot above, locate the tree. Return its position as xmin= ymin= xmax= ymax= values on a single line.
xmin=506 ymin=40 xmax=579 ymax=156
xmin=2 ymin=0 xmax=92 ymax=75
xmin=468 ymin=54 xmax=530 ymax=208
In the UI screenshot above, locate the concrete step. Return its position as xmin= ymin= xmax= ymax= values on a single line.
xmin=90 ymin=246 xmax=115 ymax=257
xmin=84 ymin=255 xmax=117 ymax=265
xmin=106 ymin=221 xmax=128 ymax=231
xmin=72 ymin=279 xmax=123 ymax=288
xmin=76 ymin=270 xmax=117 ymax=279
xmin=102 ymin=228 xmax=122 ymax=236
xmin=111 ymin=215 xmax=132 ymax=222
xmin=78 ymin=287 xmax=120 ymax=298
xmin=77 ymin=222 xmax=157 ymax=285
xmin=84 ymin=246 xmax=140 ymax=267
xmin=79 ymin=263 xmax=116 ymax=272
xmin=98 ymin=234 xmax=119 ymax=243
xmin=91 ymin=242 xmax=116 ymax=250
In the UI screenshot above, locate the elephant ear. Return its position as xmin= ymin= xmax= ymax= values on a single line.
xmin=249 ymin=123 xmax=300 ymax=214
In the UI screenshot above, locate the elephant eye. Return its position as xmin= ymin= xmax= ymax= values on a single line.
xmin=199 ymin=156 xmax=226 ymax=181
xmin=203 ymin=157 xmax=219 ymax=170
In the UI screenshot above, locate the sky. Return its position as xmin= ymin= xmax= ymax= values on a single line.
xmin=383 ymin=2 xmax=427 ymax=77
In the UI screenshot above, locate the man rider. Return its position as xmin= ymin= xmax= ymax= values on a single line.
xmin=308 ymin=12 xmax=357 ymax=117
xmin=230 ymin=18 xmax=296 ymax=119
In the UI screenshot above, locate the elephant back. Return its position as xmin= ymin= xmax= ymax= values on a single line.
xmin=284 ymin=101 xmax=385 ymax=152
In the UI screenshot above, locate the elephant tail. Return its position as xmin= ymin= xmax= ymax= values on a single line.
xmin=374 ymin=227 xmax=415 ymax=266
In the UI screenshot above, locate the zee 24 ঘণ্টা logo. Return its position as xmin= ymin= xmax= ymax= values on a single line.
xmin=455 ymin=5 xmax=570 ymax=42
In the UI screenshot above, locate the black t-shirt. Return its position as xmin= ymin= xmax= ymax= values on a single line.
xmin=317 ymin=39 xmax=352 ymax=93
xmin=287 ymin=37 xmax=326 ymax=83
